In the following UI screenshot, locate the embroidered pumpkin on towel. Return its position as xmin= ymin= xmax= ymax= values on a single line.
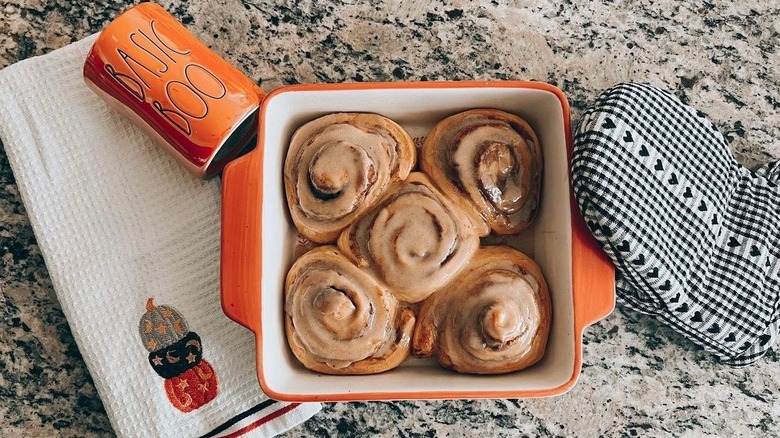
xmin=138 ymin=298 xmax=218 ymax=412
xmin=163 ymin=360 xmax=218 ymax=413
xmin=139 ymin=299 xmax=189 ymax=352
xmin=148 ymin=331 xmax=204 ymax=379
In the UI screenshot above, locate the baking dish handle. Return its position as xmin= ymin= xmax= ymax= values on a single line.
xmin=560 ymin=86 xmax=615 ymax=331
xmin=571 ymin=203 xmax=616 ymax=331
xmin=220 ymin=148 xmax=264 ymax=332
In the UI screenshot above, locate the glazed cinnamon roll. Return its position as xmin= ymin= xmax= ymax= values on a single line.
xmin=338 ymin=172 xmax=480 ymax=303
xmin=421 ymin=109 xmax=542 ymax=235
xmin=284 ymin=113 xmax=416 ymax=243
xmin=285 ymin=246 xmax=415 ymax=374
xmin=413 ymin=246 xmax=551 ymax=374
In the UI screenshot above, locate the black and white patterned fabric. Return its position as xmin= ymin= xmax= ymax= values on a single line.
xmin=572 ymin=83 xmax=779 ymax=366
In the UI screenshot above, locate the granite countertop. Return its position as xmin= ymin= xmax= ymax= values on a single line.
xmin=1 ymin=0 xmax=779 ymax=437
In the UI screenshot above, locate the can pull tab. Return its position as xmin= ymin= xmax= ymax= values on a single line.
xmin=83 ymin=2 xmax=263 ymax=179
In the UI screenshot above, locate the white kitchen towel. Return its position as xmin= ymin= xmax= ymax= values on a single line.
xmin=0 ymin=35 xmax=320 ymax=438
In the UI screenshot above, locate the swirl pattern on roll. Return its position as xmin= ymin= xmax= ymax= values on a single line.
xmin=284 ymin=113 xmax=416 ymax=243
xmin=412 ymin=246 xmax=551 ymax=374
xmin=338 ymin=172 xmax=480 ymax=303
xmin=285 ymin=246 xmax=415 ymax=374
xmin=421 ymin=109 xmax=543 ymax=235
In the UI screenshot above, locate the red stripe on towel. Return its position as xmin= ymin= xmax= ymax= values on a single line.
xmin=221 ymin=403 xmax=301 ymax=438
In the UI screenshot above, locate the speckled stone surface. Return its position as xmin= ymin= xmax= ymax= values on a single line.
xmin=1 ymin=1 xmax=778 ymax=437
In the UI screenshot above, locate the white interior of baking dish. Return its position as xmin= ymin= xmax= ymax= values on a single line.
xmin=259 ymin=85 xmax=574 ymax=398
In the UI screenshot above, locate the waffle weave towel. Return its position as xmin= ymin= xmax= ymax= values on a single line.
xmin=0 ymin=34 xmax=320 ymax=437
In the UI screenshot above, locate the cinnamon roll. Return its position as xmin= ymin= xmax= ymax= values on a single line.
xmin=421 ymin=109 xmax=542 ymax=235
xmin=285 ymin=246 xmax=415 ymax=374
xmin=413 ymin=246 xmax=551 ymax=374
xmin=338 ymin=172 xmax=480 ymax=303
xmin=284 ymin=113 xmax=416 ymax=243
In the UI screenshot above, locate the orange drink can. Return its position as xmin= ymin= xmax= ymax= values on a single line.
xmin=83 ymin=2 xmax=263 ymax=178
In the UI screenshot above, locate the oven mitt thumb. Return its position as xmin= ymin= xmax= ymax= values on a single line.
xmin=571 ymin=82 xmax=779 ymax=366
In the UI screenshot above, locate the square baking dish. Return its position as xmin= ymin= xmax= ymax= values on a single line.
xmin=220 ymin=81 xmax=615 ymax=401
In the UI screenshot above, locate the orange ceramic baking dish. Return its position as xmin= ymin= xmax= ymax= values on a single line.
xmin=220 ymin=80 xmax=615 ymax=402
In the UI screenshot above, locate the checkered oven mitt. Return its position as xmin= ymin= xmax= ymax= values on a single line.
xmin=572 ymin=82 xmax=779 ymax=366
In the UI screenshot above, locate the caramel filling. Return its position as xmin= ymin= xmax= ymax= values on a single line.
xmin=480 ymin=299 xmax=523 ymax=346
xmin=443 ymin=116 xmax=540 ymax=231
xmin=448 ymin=270 xmax=540 ymax=364
xmin=312 ymin=287 xmax=363 ymax=339
xmin=290 ymin=121 xmax=397 ymax=225
xmin=346 ymin=178 xmax=479 ymax=303
xmin=307 ymin=141 xmax=373 ymax=201
xmin=476 ymin=141 xmax=531 ymax=214
xmin=287 ymin=267 xmax=393 ymax=368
